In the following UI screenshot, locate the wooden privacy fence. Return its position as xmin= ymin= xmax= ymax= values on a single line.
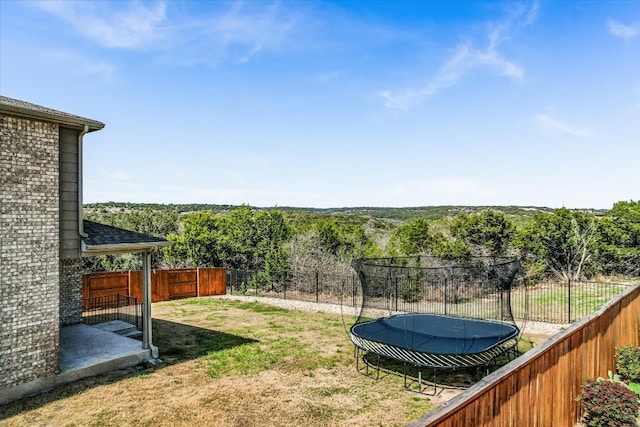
xmin=82 ymin=267 xmax=227 ymax=305
xmin=408 ymin=283 xmax=640 ymax=427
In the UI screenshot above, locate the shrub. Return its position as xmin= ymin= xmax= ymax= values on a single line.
xmin=400 ymin=284 xmax=422 ymax=303
xmin=580 ymin=379 xmax=640 ymax=427
xmin=617 ymin=346 xmax=640 ymax=383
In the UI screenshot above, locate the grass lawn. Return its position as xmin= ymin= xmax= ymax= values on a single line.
xmin=0 ymin=298 xmax=536 ymax=427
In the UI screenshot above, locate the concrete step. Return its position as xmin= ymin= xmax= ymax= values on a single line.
xmin=93 ymin=320 xmax=141 ymax=338
xmin=119 ymin=328 xmax=143 ymax=339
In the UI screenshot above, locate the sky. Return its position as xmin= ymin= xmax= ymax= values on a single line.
xmin=1 ymin=1 xmax=639 ymax=209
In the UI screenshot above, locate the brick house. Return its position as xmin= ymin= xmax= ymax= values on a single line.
xmin=0 ymin=96 xmax=168 ymax=404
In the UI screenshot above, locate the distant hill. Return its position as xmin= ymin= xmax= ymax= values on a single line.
xmin=83 ymin=202 xmax=612 ymax=264
xmin=83 ymin=202 xmax=607 ymax=225
xmin=282 ymin=205 xmax=555 ymax=221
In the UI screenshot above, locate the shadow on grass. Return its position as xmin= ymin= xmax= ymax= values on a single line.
xmin=152 ymin=318 xmax=257 ymax=365
xmin=0 ymin=318 xmax=256 ymax=418
xmin=357 ymin=340 xmax=532 ymax=393
xmin=359 ymin=353 xmax=486 ymax=390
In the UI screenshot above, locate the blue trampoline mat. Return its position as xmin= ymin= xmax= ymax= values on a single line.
xmin=351 ymin=314 xmax=519 ymax=355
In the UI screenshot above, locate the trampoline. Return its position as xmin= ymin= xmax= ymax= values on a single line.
xmin=350 ymin=313 xmax=519 ymax=369
xmin=348 ymin=256 xmax=522 ymax=392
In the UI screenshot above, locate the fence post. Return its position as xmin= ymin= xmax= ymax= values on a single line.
xmin=444 ymin=277 xmax=448 ymax=316
xmin=568 ymin=277 xmax=572 ymax=323
xmin=196 ymin=268 xmax=201 ymax=297
xmin=284 ymin=270 xmax=288 ymax=300
xmin=395 ymin=277 xmax=398 ymax=311
xmin=315 ymin=271 xmax=319 ymax=303
xmin=499 ymin=280 xmax=504 ymax=321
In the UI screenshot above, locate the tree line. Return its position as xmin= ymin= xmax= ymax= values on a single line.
xmin=83 ymin=200 xmax=639 ymax=283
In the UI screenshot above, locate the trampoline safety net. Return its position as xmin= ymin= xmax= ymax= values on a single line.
xmin=351 ymin=256 xmax=521 ymax=325
xmin=349 ymin=256 xmax=522 ymax=370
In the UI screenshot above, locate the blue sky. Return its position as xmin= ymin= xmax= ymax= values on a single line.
xmin=1 ymin=1 xmax=639 ymax=209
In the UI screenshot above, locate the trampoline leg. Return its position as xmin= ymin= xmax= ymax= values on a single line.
xmin=361 ymin=349 xmax=370 ymax=377
xmin=375 ymin=355 xmax=381 ymax=380
xmin=403 ymin=363 xmax=408 ymax=388
xmin=417 ymin=368 xmax=439 ymax=396
xmin=359 ymin=349 xmax=370 ymax=377
xmin=355 ymin=347 xmax=368 ymax=377
xmin=422 ymin=368 xmax=439 ymax=396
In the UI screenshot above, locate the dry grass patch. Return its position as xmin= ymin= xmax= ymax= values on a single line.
xmin=1 ymin=298 xmax=436 ymax=427
xmin=1 ymin=297 xmax=544 ymax=426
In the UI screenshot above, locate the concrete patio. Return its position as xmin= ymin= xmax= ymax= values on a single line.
xmin=0 ymin=323 xmax=150 ymax=405
xmin=59 ymin=323 xmax=150 ymax=382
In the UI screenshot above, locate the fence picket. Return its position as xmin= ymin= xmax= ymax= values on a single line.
xmin=83 ymin=267 xmax=227 ymax=303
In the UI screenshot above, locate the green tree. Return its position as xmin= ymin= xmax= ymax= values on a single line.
xmin=164 ymin=206 xmax=292 ymax=272
xmin=84 ymin=208 xmax=179 ymax=238
xmin=450 ymin=210 xmax=516 ymax=256
xmin=164 ymin=211 xmax=224 ymax=268
xmin=514 ymin=208 xmax=596 ymax=282
xmin=389 ymin=218 xmax=436 ymax=255
xmin=287 ymin=218 xmax=379 ymax=274
xmin=253 ymin=209 xmax=292 ymax=274
xmin=596 ymin=200 xmax=640 ymax=277
xmin=388 ymin=217 xmax=472 ymax=260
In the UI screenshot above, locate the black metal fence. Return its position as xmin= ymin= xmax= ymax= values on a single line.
xmin=82 ymin=294 xmax=142 ymax=330
xmin=227 ymin=269 xmax=360 ymax=306
xmin=510 ymin=279 xmax=630 ymax=323
xmin=226 ymin=269 xmax=631 ymax=324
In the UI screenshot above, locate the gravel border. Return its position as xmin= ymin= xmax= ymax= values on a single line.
xmin=212 ymin=294 xmax=568 ymax=337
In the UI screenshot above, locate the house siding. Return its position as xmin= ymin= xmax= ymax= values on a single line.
xmin=59 ymin=127 xmax=80 ymax=259
xmin=0 ymin=115 xmax=61 ymax=388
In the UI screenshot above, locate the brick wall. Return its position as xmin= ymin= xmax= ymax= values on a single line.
xmin=0 ymin=115 xmax=60 ymax=388
xmin=59 ymin=258 xmax=83 ymax=326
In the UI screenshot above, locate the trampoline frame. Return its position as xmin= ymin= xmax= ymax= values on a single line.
xmin=350 ymin=315 xmax=520 ymax=370
xmin=349 ymin=256 xmax=522 ymax=394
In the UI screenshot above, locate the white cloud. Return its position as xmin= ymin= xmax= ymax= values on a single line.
xmin=45 ymin=49 xmax=115 ymax=80
xmin=532 ymin=114 xmax=593 ymax=138
xmin=32 ymin=1 xmax=300 ymax=66
xmin=34 ymin=1 xmax=169 ymax=49
xmin=378 ymin=1 xmax=537 ymax=110
xmin=608 ymin=19 xmax=640 ymax=39
xmin=170 ymin=2 xmax=301 ymax=67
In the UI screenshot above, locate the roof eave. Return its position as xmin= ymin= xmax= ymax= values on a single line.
xmin=81 ymin=241 xmax=171 ymax=256
xmin=0 ymin=104 xmax=105 ymax=132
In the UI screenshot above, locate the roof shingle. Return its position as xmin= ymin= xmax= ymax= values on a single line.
xmin=82 ymin=221 xmax=169 ymax=254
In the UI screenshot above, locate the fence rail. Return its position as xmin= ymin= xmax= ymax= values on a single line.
xmin=227 ymin=269 xmax=360 ymax=307
xmin=227 ymin=269 xmax=632 ymax=324
xmin=510 ymin=279 xmax=630 ymax=323
xmin=82 ymin=293 xmax=142 ymax=330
